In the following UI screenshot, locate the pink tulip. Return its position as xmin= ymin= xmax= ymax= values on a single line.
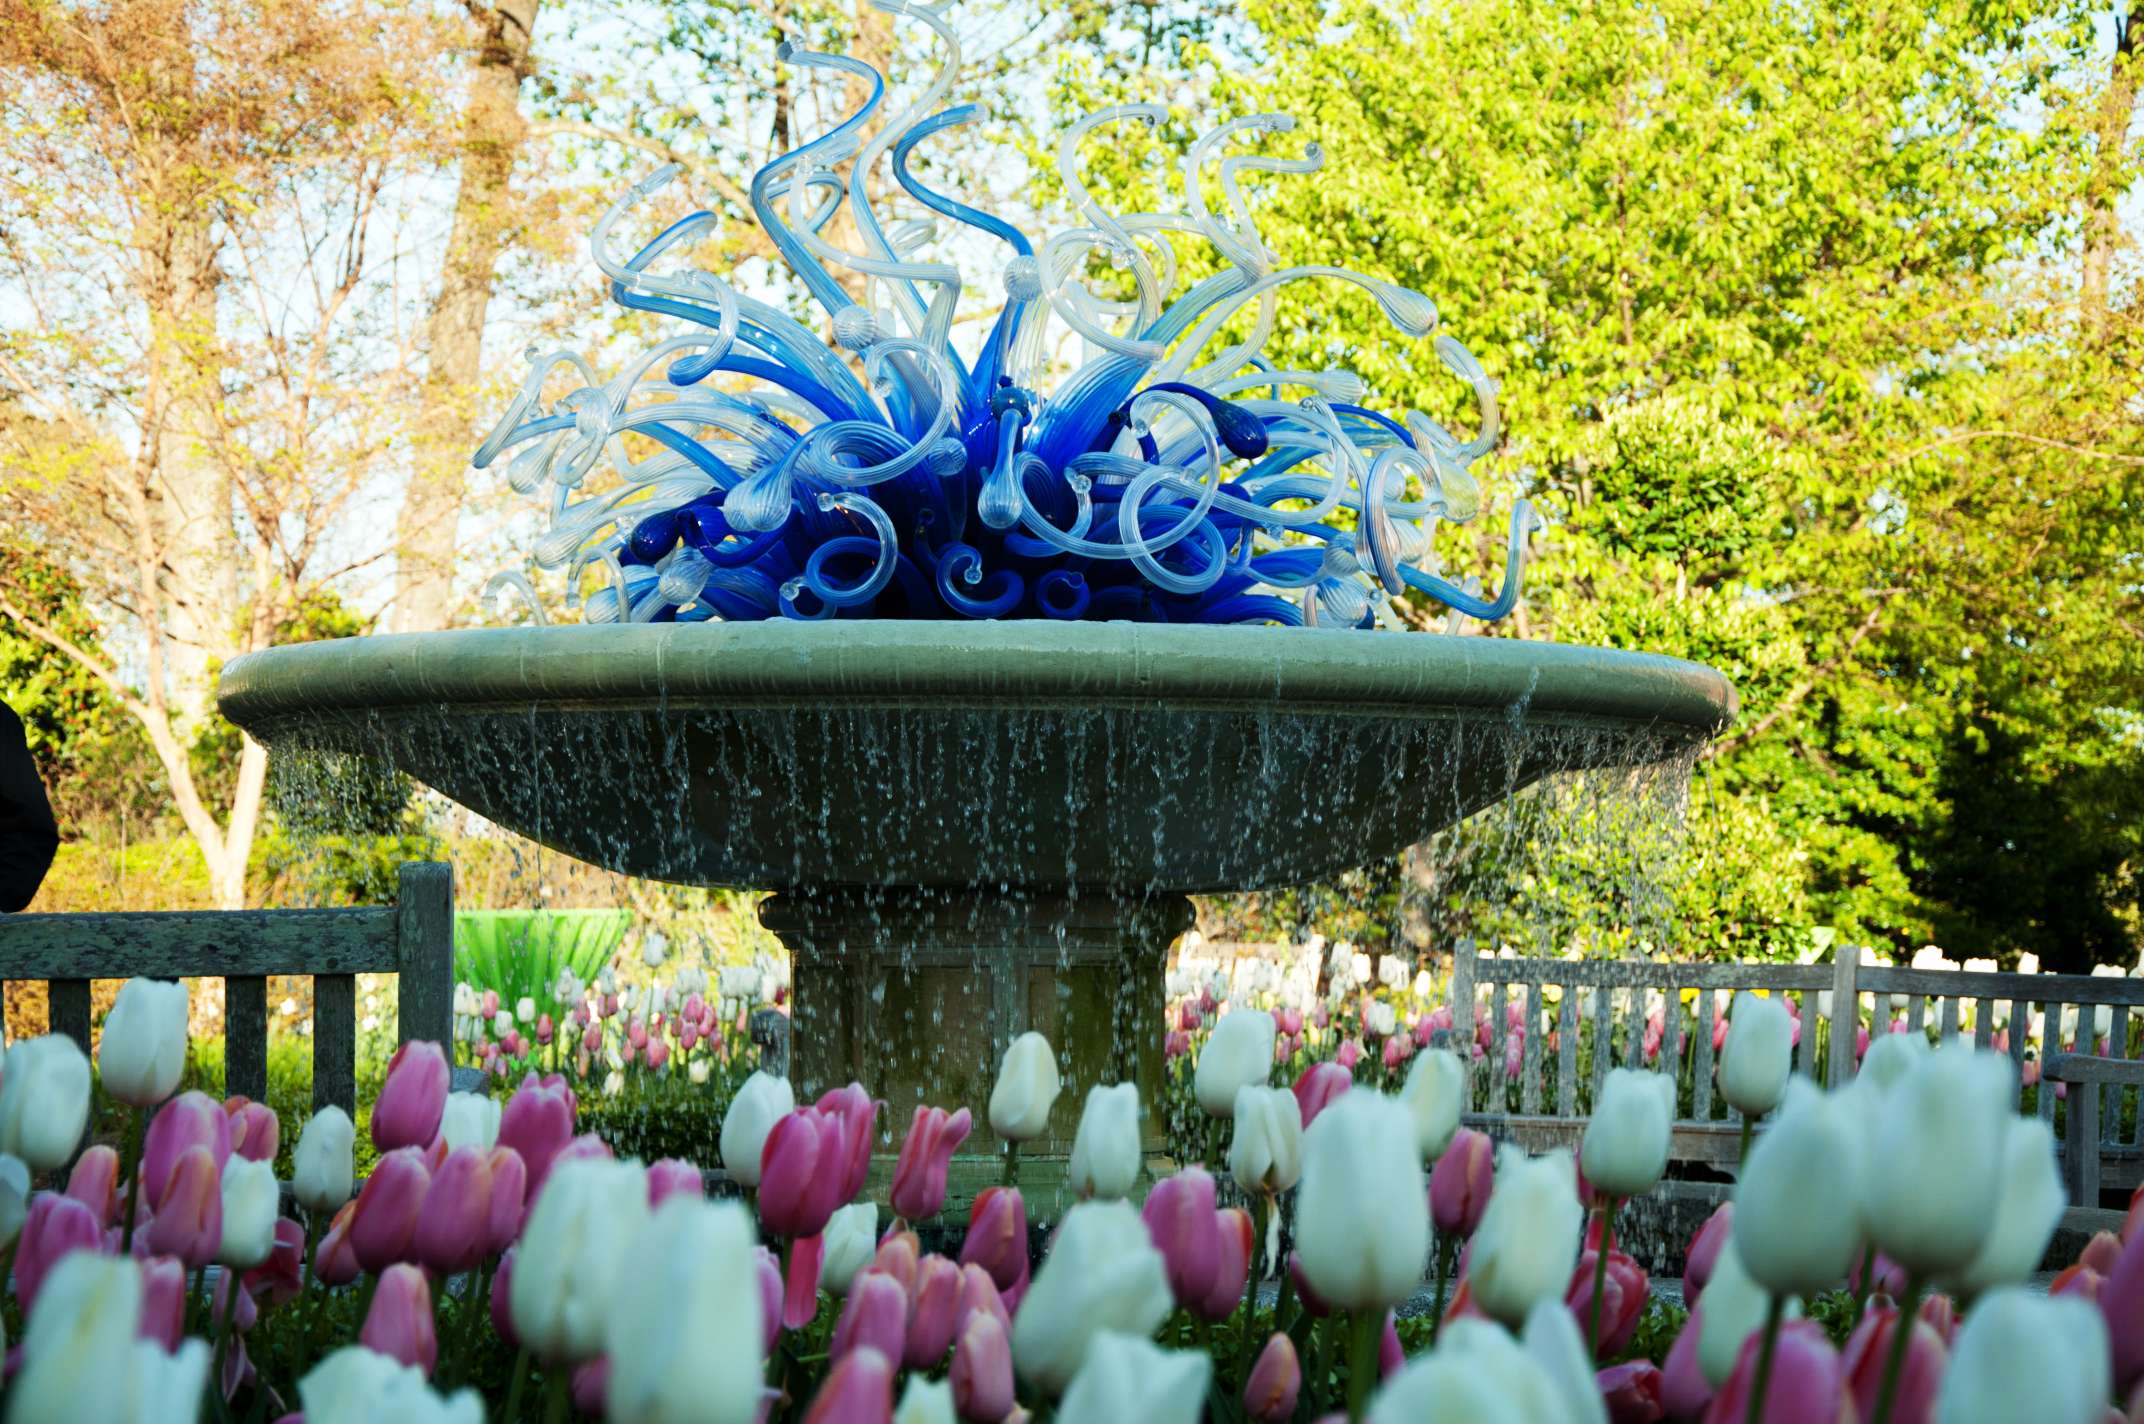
xmin=873 ymin=1229 xmax=922 ymax=1298
xmin=225 ymin=1097 xmax=279 ymax=1164
xmin=806 ymin=1345 xmax=895 ymax=1424
xmin=648 ymin=1157 xmax=704 ymax=1207
xmin=907 ymin=1254 xmax=963 ymax=1369
xmin=815 ymin=1083 xmax=882 ymax=1204
xmin=572 ymin=1358 xmax=609 ymax=1415
xmin=891 ymin=1106 xmax=973 ymax=1222
xmin=536 ymin=1013 xmax=555 ymax=1046
xmin=66 ymin=1144 xmax=120 ymax=1227
xmin=498 ymin=1073 xmax=577 ymax=1197
xmin=349 ymin=1146 xmax=431 ymax=1274
xmin=950 ymin=1309 xmax=1015 ymax=1423
xmin=582 ymin=1025 xmax=602 ymax=1055
xmin=1429 ymin=1127 xmax=1495 ymax=1238
xmin=481 ymin=989 xmax=499 ymax=1019
xmin=1244 ymin=1332 xmax=1301 ymax=1422
xmin=1179 ymin=1003 xmax=1202 ymax=1032
xmin=373 ymin=1041 xmax=450 ymax=1151
xmin=1193 ymin=1207 xmax=1254 ymax=1323
xmin=1292 ymin=1061 xmax=1352 ymax=1129
xmin=627 ymin=1017 xmax=648 ymax=1050
xmin=244 ymin=1218 xmax=306 ymax=1306
xmin=1165 ymin=1030 xmax=1192 ymax=1059
xmin=1333 ymin=1040 xmax=1363 ymax=1072
xmin=17 ymin=1192 xmax=104 ymax=1311
xmin=142 ymin=1092 xmax=232 ymax=1210
xmin=1380 ymin=1311 xmax=1403 ymax=1378
xmin=1702 ymin=1319 xmax=1846 ymax=1424
xmin=361 ymin=1263 xmax=438 ymax=1375
xmin=786 ymin=1231 xmax=827 ymax=1330
xmin=1599 ymin=1362 xmax=1666 ymax=1424
xmin=1142 ymin=1167 xmax=1222 ymax=1307
xmin=1287 ymin=1250 xmax=1332 ymax=1318
xmin=491 ymin=1247 xmax=519 ymax=1349
xmin=2055 ymin=1261 xmax=2105 ymax=1303
xmin=761 ymin=1109 xmax=850 ymax=1240
xmin=314 ymin=1201 xmax=361 ymax=1286
xmin=755 ymin=1246 xmax=783 ymax=1354
xmin=483 ymin=1146 xmax=528 ymax=1256
xmin=1277 ymin=1008 xmax=1305 ymax=1037
xmin=960 ymin=1186 xmax=1028 ymax=1293
xmin=831 ymin=1270 xmax=908 ymax=1365
xmin=412 ymin=1147 xmax=493 ymax=1275
xmin=1569 ymin=1248 xmax=1648 ymax=1359
xmin=955 ymin=1262 xmax=1009 ymax=1333
xmin=139 ymin=1255 xmax=187 ymax=1352
xmin=2086 ymin=1231 xmax=2128 ymax=1277
xmin=644 ymin=1037 xmax=670 ymax=1071
xmin=2103 ymin=1226 xmax=2144 ymax=1391
xmin=1661 ymin=1306 xmax=1713 ymax=1423
xmin=1683 ymin=1203 xmax=1733 ymax=1305
xmin=1841 ymin=1304 xmax=1945 ymax=1424
xmin=146 ymin=1144 xmax=222 ymax=1268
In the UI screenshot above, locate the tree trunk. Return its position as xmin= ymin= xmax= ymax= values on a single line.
xmin=390 ymin=0 xmax=542 ymax=633
xmin=2082 ymin=2 xmax=2142 ymax=340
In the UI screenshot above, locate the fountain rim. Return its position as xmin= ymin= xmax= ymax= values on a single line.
xmin=218 ymin=621 xmax=1737 ymax=732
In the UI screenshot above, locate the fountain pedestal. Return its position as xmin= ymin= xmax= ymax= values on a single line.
xmin=761 ymin=889 xmax=1190 ymax=1157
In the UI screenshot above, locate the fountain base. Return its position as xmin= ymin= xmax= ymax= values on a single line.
xmin=760 ymin=887 xmax=1192 ymax=1165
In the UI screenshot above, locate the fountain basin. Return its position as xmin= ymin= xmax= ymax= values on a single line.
xmin=220 ymin=621 xmax=1734 ymax=1172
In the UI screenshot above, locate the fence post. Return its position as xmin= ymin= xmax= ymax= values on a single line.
xmin=226 ymin=976 xmax=269 ymax=1105
xmin=1827 ymin=946 xmax=1861 ymax=1089
xmin=396 ymin=862 xmax=455 ymax=1050
xmin=2066 ymin=1075 xmax=2102 ymax=1207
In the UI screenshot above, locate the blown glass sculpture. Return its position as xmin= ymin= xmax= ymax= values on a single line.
xmin=474 ymin=6 xmax=1538 ymax=630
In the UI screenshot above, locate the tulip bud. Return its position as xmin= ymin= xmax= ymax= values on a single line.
xmin=373 ymin=1040 xmax=450 ymax=1151
xmin=1581 ymin=1068 xmax=1674 ymax=1200
xmin=961 ymin=1185 xmax=1029 ymax=1293
xmin=14 ymin=1251 xmax=211 ymax=1422
xmin=498 ymin=1073 xmax=579 ymax=1197
xmin=1467 ymin=1145 xmax=1581 ymax=1327
xmin=65 ymin=1144 xmax=120 ymax=1228
xmin=1704 ymin=1318 xmax=1845 ymax=1424
xmin=990 ymin=1032 xmax=1062 ymax=1142
xmin=0 ymin=1152 xmax=28 ymax=1246
xmin=1229 ymin=1085 xmax=1303 ymax=1198
xmin=951 ymin=1311 xmax=1015 ymax=1423
xmin=1862 ymin=1043 xmax=2014 ymax=1276
xmin=1683 ymin=1202 xmax=1733 ymax=1305
xmin=224 ymin=1097 xmax=279 ymax=1164
xmin=834 ymin=1267 xmax=910 ymax=1365
xmin=893 ymin=1106 xmax=974 ymax=1222
xmin=347 ymin=1145 xmax=431 ymax=1274
xmin=1399 ymin=1047 xmax=1466 ymax=1162
xmin=293 ymin=1106 xmax=357 ymax=1213
xmin=1056 ymin=1330 xmax=1212 ymax=1424
xmin=412 ymin=1146 xmax=495 ymax=1275
xmin=514 ymin=1157 xmax=651 ymax=1364
xmin=817 ymin=1201 xmax=878 ymax=1295
xmin=138 ymin=1254 xmax=187 ymax=1352
xmin=908 ymin=1255 xmax=964 ymax=1369
xmin=760 ymin=1107 xmax=852 ymax=1241
xmin=99 ymin=978 xmax=190 ymax=1109
xmin=299 ymin=1346 xmax=485 ymax=1422
xmin=806 ymin=1345 xmax=895 ymax=1424
xmin=1243 ymin=1333 xmax=1301 ymax=1423
xmin=1142 ymin=1168 xmax=1223 ymax=1307
xmin=895 ymin=1377 xmax=956 ymax=1424
xmin=142 ymin=1091 xmax=232 ymax=1213
xmin=1196 ymin=1012 xmax=1276 ymax=1118
xmin=1067 ymin=1084 xmax=1142 ymax=1201
xmin=439 ymin=1091 xmax=502 ymax=1153
xmin=1717 ymin=992 xmax=1793 ymax=1119
xmin=146 ymin=1144 xmax=222 ymax=1268
xmin=1192 ymin=1208 xmax=1254 ymax=1323
xmin=756 ymin=1246 xmax=784 ymax=1355
xmin=16 ymin=1191 xmax=103 ymax=1312
xmin=217 ymin=1155 xmax=280 ymax=1270
xmin=1841 ymin=1304 xmax=1945 ymax=1424
xmin=1733 ymin=1080 xmax=1863 ymax=1298
xmin=1597 ymin=1360 xmax=1665 ymax=1424
xmin=716 ymin=1070 xmax=794 ymax=1191
xmin=1696 ymin=1237 xmax=1797 ymax=1388
xmin=314 ymin=1201 xmax=361 ymax=1287
xmin=1567 ymin=1248 xmax=1648 ymax=1360
xmin=361 ymin=1262 xmax=439 ymax=1375
xmin=1011 ymin=1199 xmax=1173 ymax=1395
xmin=1952 ymin=1117 xmax=2065 ymax=1296
xmin=0 ymin=1033 xmax=91 ymax=1171
xmin=1938 ymin=1288 xmax=2109 ymax=1424
xmin=1295 ymin=1091 xmax=1429 ymax=1314
xmin=603 ymin=1196 xmax=763 ymax=1424
xmin=1428 ymin=1127 xmax=1494 ymax=1239
xmin=1291 ymin=1061 xmax=1351 ymax=1128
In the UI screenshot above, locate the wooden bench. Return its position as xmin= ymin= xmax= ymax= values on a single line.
xmin=1452 ymin=949 xmax=2144 ymax=1196
xmin=0 ymin=862 xmax=455 ymax=1115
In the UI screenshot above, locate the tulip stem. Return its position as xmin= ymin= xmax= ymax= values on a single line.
xmin=1738 ymin=1113 xmax=1757 ymax=1167
xmin=118 ymin=1104 xmax=146 ymax=1256
xmin=1849 ymin=1244 xmax=1876 ymax=1329
xmin=1001 ymin=1138 xmax=1021 ymax=1188
xmin=497 ymin=1347 xmax=531 ymax=1424
xmin=544 ymin=1368 xmax=571 ymax=1424
xmin=1743 ymin=1294 xmax=1787 ymax=1424
xmin=1239 ymin=1191 xmax=1268 ymax=1383
xmin=1428 ymin=1237 xmax=1456 ymax=1344
xmin=1587 ymin=1198 xmax=1618 ymax=1358
xmin=1345 ymin=1309 xmax=1379 ymax=1424
xmin=209 ymin=1279 xmax=241 ymax=1424
xmin=1867 ymin=1272 xmax=1925 ymax=1424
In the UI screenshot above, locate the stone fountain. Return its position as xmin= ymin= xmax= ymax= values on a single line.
xmin=217 ymin=12 xmax=1735 ymax=1171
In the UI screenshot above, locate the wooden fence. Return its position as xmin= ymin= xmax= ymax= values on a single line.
xmin=1452 ymin=950 xmax=2144 ymax=1200
xmin=0 ymin=862 xmax=455 ymax=1115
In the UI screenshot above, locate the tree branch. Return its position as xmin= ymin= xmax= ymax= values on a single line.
xmin=1704 ymin=594 xmax=1896 ymax=759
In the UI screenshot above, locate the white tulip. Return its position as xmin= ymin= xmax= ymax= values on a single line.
xmin=606 ymin=1198 xmax=763 ymax=1424
xmin=1951 ymin=1117 xmax=2064 ymax=1296
xmin=98 ymin=978 xmax=190 ymax=1108
xmin=1522 ymin=1299 xmax=1610 ymax=1424
xmin=1193 ymin=1011 xmax=1275 ymax=1118
xmin=0 ymin=1153 xmax=28 ymax=1246
xmin=218 ymin=1157 xmax=281 ymax=1269
xmin=821 ymin=1202 xmax=879 ymax=1294
xmin=1697 ymin=1237 xmax=1798 ymax=1387
xmin=894 ymin=1377 xmax=957 ymax=1424
xmin=516 ymin=996 xmax=538 ymax=1024
xmin=1732 ymin=1080 xmax=1864 ymax=1297
xmin=989 ymin=1032 xmax=1062 ymax=1142
xmin=1936 ymin=1288 xmax=2108 ymax=1424
xmin=688 ymin=1059 xmax=711 ymax=1086
xmin=1011 ymin=1199 xmax=1173 ymax=1394
xmin=1066 ymin=1083 xmax=1143 ymax=1200
xmin=1294 ymin=1091 xmax=1429 ymax=1313
xmin=1373 ymin=1317 xmax=1570 ymax=1424
xmin=1228 ymin=1085 xmax=1303 ymax=1196
xmin=1862 ymin=1043 xmax=2013 ymax=1276
xmin=1399 ymin=1048 xmax=1466 ymax=1162
xmin=292 ymin=1106 xmax=356 ymax=1212
xmin=1055 ymin=1331 xmax=1211 ymax=1424
xmin=126 ymin=1336 xmax=212 ymax=1424
xmin=513 ymin=1157 xmax=652 ymax=1364
xmin=1467 ymin=1147 xmax=1583 ymax=1327
xmin=1856 ymin=1031 xmax=1927 ymax=1093
xmin=300 ymin=1347 xmax=486 ymax=1424
xmin=1717 ymin=993 xmax=1793 ymax=1119
xmin=1580 ymin=1068 xmax=1674 ymax=1199
xmin=439 ymin=1091 xmax=502 ymax=1153
xmin=9 ymin=1251 xmax=144 ymax=1423
xmin=1365 ymin=1001 xmax=1398 ymax=1037
xmin=719 ymin=1071 xmax=795 ymax=1188
xmin=0 ymin=1033 xmax=89 ymax=1170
